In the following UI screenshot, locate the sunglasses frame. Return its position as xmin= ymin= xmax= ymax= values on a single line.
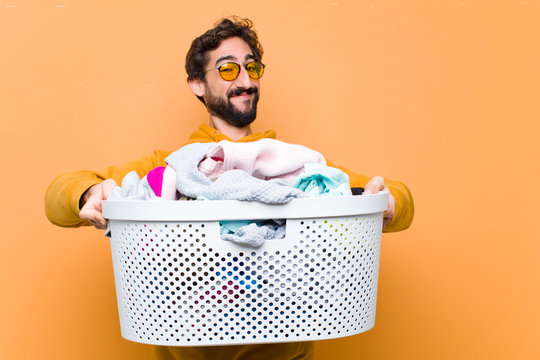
xmin=206 ymin=60 xmax=266 ymax=81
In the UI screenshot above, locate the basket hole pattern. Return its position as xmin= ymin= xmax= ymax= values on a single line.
xmin=110 ymin=215 xmax=382 ymax=345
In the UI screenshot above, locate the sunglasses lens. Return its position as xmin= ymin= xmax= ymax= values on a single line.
xmin=218 ymin=63 xmax=240 ymax=80
xmin=246 ymin=61 xmax=264 ymax=80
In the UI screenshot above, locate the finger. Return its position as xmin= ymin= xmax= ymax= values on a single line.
xmin=364 ymin=176 xmax=385 ymax=194
xmin=383 ymin=193 xmax=396 ymax=217
xmin=92 ymin=221 xmax=107 ymax=230
xmin=80 ymin=197 xmax=109 ymax=230
xmin=88 ymin=217 xmax=107 ymax=230
xmin=79 ymin=208 xmax=93 ymax=221
xmin=80 ymin=209 xmax=106 ymax=226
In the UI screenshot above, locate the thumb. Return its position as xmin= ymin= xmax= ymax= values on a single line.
xmin=79 ymin=207 xmax=105 ymax=225
xmin=101 ymin=178 xmax=118 ymax=200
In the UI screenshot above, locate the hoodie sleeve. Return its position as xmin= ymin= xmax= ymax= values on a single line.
xmin=44 ymin=150 xmax=171 ymax=228
xmin=326 ymin=159 xmax=414 ymax=233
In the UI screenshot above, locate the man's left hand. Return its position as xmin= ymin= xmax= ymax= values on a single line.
xmin=364 ymin=176 xmax=395 ymax=229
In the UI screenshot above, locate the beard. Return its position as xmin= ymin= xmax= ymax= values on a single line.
xmin=205 ymin=87 xmax=259 ymax=128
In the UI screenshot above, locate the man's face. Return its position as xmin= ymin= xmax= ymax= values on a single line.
xmin=202 ymin=37 xmax=261 ymax=127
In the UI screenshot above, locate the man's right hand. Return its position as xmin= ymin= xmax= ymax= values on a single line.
xmin=79 ymin=179 xmax=117 ymax=230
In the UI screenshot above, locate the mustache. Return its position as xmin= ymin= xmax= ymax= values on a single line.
xmin=227 ymin=87 xmax=258 ymax=98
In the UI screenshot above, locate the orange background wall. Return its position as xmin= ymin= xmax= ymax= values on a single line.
xmin=1 ymin=1 xmax=538 ymax=359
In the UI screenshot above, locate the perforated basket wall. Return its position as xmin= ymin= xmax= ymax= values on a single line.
xmin=103 ymin=194 xmax=387 ymax=346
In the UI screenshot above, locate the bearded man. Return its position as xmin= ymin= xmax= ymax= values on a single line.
xmin=45 ymin=17 xmax=414 ymax=360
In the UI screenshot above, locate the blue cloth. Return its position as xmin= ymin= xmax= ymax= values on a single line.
xmin=292 ymin=163 xmax=353 ymax=197
xmin=220 ymin=220 xmax=286 ymax=247
xmin=219 ymin=220 xmax=257 ymax=234
xmin=219 ymin=219 xmax=286 ymax=247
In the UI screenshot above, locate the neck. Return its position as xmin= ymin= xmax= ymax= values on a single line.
xmin=209 ymin=116 xmax=252 ymax=141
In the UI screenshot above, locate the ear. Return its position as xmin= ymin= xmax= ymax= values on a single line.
xmin=189 ymin=79 xmax=205 ymax=97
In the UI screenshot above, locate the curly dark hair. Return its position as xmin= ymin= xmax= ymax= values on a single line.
xmin=185 ymin=17 xmax=264 ymax=102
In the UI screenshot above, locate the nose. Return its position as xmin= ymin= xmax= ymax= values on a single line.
xmin=234 ymin=64 xmax=253 ymax=89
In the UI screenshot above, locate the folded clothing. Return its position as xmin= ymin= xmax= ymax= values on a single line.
xmin=199 ymin=138 xmax=326 ymax=182
xmin=165 ymin=142 xmax=306 ymax=203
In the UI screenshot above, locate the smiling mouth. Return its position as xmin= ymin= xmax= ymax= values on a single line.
xmin=230 ymin=93 xmax=253 ymax=99
xmin=228 ymin=87 xmax=258 ymax=99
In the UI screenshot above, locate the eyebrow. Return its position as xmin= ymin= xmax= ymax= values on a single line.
xmin=215 ymin=55 xmax=236 ymax=66
xmin=214 ymin=54 xmax=256 ymax=66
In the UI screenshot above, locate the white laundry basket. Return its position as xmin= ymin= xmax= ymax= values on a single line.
xmin=102 ymin=193 xmax=388 ymax=346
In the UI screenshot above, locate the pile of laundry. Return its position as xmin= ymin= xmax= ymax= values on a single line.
xmin=108 ymin=139 xmax=354 ymax=247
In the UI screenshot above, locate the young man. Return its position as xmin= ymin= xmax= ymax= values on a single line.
xmin=45 ymin=17 xmax=414 ymax=360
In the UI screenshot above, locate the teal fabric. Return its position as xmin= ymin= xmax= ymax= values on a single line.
xmin=292 ymin=163 xmax=353 ymax=197
xmin=220 ymin=220 xmax=261 ymax=234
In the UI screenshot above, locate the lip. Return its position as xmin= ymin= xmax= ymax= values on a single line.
xmin=229 ymin=93 xmax=253 ymax=100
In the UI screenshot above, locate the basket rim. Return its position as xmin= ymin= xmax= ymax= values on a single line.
xmin=102 ymin=192 xmax=388 ymax=221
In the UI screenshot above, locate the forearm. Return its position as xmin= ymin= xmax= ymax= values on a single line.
xmin=44 ymin=150 xmax=171 ymax=228
xmin=382 ymin=178 xmax=414 ymax=232
xmin=44 ymin=171 xmax=103 ymax=227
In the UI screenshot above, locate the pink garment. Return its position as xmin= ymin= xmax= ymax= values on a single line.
xmin=198 ymin=139 xmax=326 ymax=182
xmin=161 ymin=166 xmax=178 ymax=200
xmin=147 ymin=166 xmax=166 ymax=197
xmin=146 ymin=166 xmax=178 ymax=200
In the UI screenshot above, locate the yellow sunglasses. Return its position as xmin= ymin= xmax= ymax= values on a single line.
xmin=207 ymin=60 xmax=266 ymax=81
